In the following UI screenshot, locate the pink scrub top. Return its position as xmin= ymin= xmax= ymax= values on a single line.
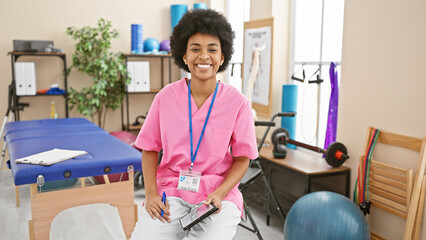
xmin=135 ymin=78 xmax=258 ymax=211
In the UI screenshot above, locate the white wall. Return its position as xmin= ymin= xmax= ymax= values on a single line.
xmin=339 ymin=0 xmax=426 ymax=238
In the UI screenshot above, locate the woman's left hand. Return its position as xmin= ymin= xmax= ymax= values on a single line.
xmin=204 ymin=191 xmax=224 ymax=213
xmin=203 ymin=156 xmax=250 ymax=214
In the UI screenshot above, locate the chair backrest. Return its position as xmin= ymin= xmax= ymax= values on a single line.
xmin=366 ymin=156 xmax=413 ymax=219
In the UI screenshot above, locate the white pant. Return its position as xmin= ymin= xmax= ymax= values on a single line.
xmin=130 ymin=197 xmax=241 ymax=240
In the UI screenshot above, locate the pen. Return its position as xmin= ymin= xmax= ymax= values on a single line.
xmin=161 ymin=191 xmax=166 ymax=217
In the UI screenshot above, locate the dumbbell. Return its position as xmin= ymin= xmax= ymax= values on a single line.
xmin=272 ymin=131 xmax=288 ymax=159
xmin=271 ymin=128 xmax=349 ymax=167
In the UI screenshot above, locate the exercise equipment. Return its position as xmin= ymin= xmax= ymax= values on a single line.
xmin=283 ymin=191 xmax=370 ymax=240
xmin=354 ymin=127 xmax=379 ymax=215
xmin=272 ymin=131 xmax=287 ymax=159
xmin=281 ymin=84 xmax=298 ymax=149
xmin=171 ymin=4 xmax=188 ymax=31
xmin=271 ymin=127 xmax=349 ymax=167
xmin=143 ymin=38 xmax=160 ymax=52
xmin=193 ymin=2 xmax=207 ymax=9
xmin=159 ymin=39 xmax=171 ymax=52
xmin=324 ymin=62 xmax=339 ymax=150
xmin=131 ymin=24 xmax=143 ymax=54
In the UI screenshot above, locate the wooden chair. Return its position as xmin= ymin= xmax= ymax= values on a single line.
xmin=360 ymin=127 xmax=426 ymax=240
xmin=365 ymin=156 xmax=413 ymax=240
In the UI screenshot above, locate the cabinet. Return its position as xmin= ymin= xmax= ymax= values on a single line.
xmin=8 ymin=52 xmax=69 ymax=120
xmin=122 ymin=54 xmax=173 ymax=131
xmin=245 ymin=144 xmax=350 ymax=222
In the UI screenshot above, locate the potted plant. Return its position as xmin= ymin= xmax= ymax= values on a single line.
xmin=66 ymin=18 xmax=130 ymax=128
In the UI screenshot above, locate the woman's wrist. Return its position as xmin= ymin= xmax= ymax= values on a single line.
xmin=213 ymin=187 xmax=227 ymax=200
xmin=145 ymin=188 xmax=159 ymax=197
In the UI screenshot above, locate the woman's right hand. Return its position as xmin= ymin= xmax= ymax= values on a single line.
xmin=144 ymin=193 xmax=171 ymax=223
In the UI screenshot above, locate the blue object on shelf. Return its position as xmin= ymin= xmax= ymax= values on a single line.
xmin=46 ymin=86 xmax=66 ymax=95
xmin=143 ymin=38 xmax=160 ymax=52
xmin=171 ymin=4 xmax=188 ymax=31
xmin=281 ymin=84 xmax=298 ymax=149
xmin=193 ymin=3 xmax=207 ymax=9
xmin=131 ymin=24 xmax=143 ymax=53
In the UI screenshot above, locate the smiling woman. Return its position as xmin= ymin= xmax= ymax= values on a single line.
xmin=130 ymin=9 xmax=259 ymax=240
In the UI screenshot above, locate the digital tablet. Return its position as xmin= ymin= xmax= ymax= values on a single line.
xmin=179 ymin=203 xmax=218 ymax=230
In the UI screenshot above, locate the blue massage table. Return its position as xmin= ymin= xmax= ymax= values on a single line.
xmin=4 ymin=118 xmax=142 ymax=240
xmin=4 ymin=118 xmax=95 ymax=135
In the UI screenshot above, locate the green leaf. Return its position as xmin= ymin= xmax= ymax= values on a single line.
xmin=66 ymin=18 xmax=127 ymax=128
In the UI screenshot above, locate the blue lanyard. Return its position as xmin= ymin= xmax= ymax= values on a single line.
xmin=188 ymin=80 xmax=219 ymax=171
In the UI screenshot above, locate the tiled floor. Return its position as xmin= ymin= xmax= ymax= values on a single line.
xmin=0 ymin=170 xmax=283 ymax=240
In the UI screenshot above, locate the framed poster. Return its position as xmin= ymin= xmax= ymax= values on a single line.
xmin=242 ymin=18 xmax=273 ymax=117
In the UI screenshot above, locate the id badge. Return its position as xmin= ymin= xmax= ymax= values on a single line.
xmin=177 ymin=170 xmax=201 ymax=192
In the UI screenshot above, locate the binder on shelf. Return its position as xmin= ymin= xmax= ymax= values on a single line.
xmin=140 ymin=61 xmax=150 ymax=92
xmin=25 ymin=62 xmax=37 ymax=95
xmin=134 ymin=61 xmax=150 ymax=92
xmin=126 ymin=61 xmax=135 ymax=92
xmin=14 ymin=62 xmax=26 ymax=96
xmin=134 ymin=61 xmax=143 ymax=92
xmin=14 ymin=62 xmax=37 ymax=95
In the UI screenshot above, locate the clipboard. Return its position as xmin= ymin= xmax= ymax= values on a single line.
xmin=179 ymin=203 xmax=218 ymax=230
xmin=15 ymin=148 xmax=88 ymax=166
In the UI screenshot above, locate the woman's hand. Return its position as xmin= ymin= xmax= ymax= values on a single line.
xmin=144 ymin=193 xmax=171 ymax=223
xmin=204 ymin=191 xmax=225 ymax=213
xmin=203 ymin=156 xmax=250 ymax=214
xmin=142 ymin=150 xmax=171 ymax=222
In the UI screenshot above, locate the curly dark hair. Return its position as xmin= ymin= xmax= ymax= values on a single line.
xmin=170 ymin=9 xmax=235 ymax=73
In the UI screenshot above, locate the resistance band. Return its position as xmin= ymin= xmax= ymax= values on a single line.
xmin=362 ymin=129 xmax=379 ymax=204
xmin=365 ymin=130 xmax=380 ymax=203
xmin=354 ymin=128 xmax=380 ymax=215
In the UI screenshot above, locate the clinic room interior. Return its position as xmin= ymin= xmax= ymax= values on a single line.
xmin=1 ymin=0 xmax=426 ymax=240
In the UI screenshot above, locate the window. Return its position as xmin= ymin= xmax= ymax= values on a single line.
xmin=289 ymin=0 xmax=345 ymax=148
xmin=226 ymin=0 xmax=250 ymax=92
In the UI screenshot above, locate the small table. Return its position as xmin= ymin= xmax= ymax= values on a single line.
xmin=258 ymin=144 xmax=350 ymax=220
